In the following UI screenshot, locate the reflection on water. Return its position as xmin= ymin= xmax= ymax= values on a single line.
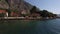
xmin=0 ymin=20 xmax=38 ymax=34
xmin=0 ymin=19 xmax=60 ymax=34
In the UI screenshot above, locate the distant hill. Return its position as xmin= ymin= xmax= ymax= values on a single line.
xmin=57 ymin=14 xmax=60 ymax=17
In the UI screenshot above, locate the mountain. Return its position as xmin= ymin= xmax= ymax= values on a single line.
xmin=0 ymin=0 xmax=9 ymax=9
xmin=0 ymin=0 xmax=33 ymax=12
xmin=23 ymin=1 xmax=33 ymax=10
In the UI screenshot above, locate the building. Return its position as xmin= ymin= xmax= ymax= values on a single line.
xmin=30 ymin=12 xmax=40 ymax=17
xmin=21 ymin=9 xmax=27 ymax=15
xmin=0 ymin=9 xmax=8 ymax=17
xmin=10 ymin=12 xmax=19 ymax=17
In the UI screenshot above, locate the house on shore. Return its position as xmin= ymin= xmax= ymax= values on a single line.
xmin=10 ymin=9 xmax=28 ymax=17
xmin=30 ymin=11 xmax=41 ymax=18
xmin=10 ymin=12 xmax=19 ymax=17
xmin=0 ymin=9 xmax=8 ymax=17
xmin=30 ymin=12 xmax=40 ymax=17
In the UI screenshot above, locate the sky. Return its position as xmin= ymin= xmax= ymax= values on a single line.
xmin=25 ymin=0 xmax=60 ymax=14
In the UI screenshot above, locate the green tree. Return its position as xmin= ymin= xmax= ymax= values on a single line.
xmin=0 ymin=0 xmax=1 ymax=1
xmin=6 ymin=9 xmax=11 ymax=17
xmin=30 ymin=6 xmax=37 ymax=13
xmin=5 ymin=0 xmax=11 ymax=17
xmin=0 ymin=13 xmax=4 ymax=17
xmin=39 ymin=10 xmax=57 ymax=17
xmin=40 ymin=10 xmax=49 ymax=17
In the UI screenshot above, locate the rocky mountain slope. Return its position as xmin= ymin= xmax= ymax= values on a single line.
xmin=0 ymin=0 xmax=33 ymax=11
xmin=0 ymin=0 xmax=9 ymax=9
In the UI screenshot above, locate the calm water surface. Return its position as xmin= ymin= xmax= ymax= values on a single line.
xmin=0 ymin=19 xmax=60 ymax=34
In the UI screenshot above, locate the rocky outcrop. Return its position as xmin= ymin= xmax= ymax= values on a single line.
xmin=0 ymin=0 xmax=9 ymax=9
xmin=0 ymin=0 xmax=33 ymax=11
xmin=0 ymin=0 xmax=34 ymax=17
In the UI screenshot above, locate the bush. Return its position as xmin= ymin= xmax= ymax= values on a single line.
xmin=0 ymin=13 xmax=5 ymax=17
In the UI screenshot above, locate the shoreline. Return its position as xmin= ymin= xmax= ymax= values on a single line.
xmin=0 ymin=17 xmax=56 ymax=20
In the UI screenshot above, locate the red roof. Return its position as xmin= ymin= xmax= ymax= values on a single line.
xmin=11 ymin=12 xmax=19 ymax=17
xmin=0 ymin=10 xmax=6 ymax=13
